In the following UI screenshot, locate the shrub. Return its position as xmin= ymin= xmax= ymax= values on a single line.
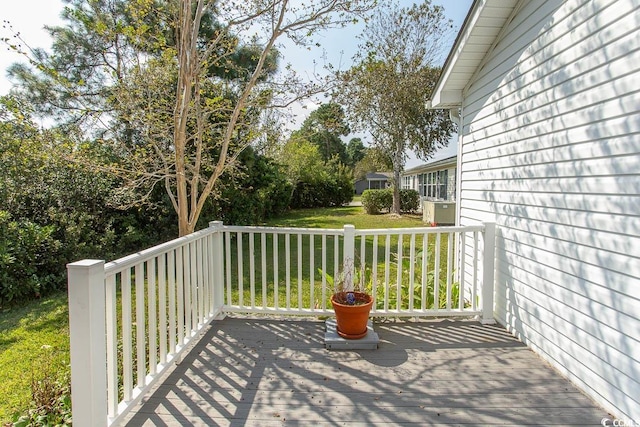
xmin=289 ymin=161 xmax=353 ymax=209
xmin=329 ymin=162 xmax=355 ymax=207
xmin=0 ymin=211 xmax=63 ymax=304
xmin=1 ymin=102 xmax=177 ymax=304
xmin=362 ymin=188 xmax=420 ymax=214
xmin=361 ymin=189 xmax=393 ymax=214
xmin=0 ymin=147 xmax=176 ymax=304
xmin=400 ymin=189 xmax=420 ymax=213
xmin=204 ymin=148 xmax=293 ymax=225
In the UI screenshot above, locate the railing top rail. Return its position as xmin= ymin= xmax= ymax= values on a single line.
xmin=104 ymin=226 xmax=215 ymax=275
xmin=355 ymin=224 xmax=485 ymax=236
xmin=223 ymin=225 xmax=343 ymax=235
xmin=104 ymin=223 xmax=487 ymax=275
xmin=222 ymin=224 xmax=485 ymax=236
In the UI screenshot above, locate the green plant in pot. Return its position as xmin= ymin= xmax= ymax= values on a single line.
xmin=322 ymin=259 xmax=374 ymax=339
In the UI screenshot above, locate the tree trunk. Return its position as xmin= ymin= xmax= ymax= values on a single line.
xmin=167 ymin=0 xmax=377 ymax=237
xmin=174 ymin=0 xmax=203 ymax=237
xmin=392 ymin=168 xmax=401 ymax=215
xmin=391 ymin=139 xmax=403 ymax=215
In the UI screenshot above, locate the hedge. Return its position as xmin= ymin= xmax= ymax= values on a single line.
xmin=362 ymin=189 xmax=420 ymax=214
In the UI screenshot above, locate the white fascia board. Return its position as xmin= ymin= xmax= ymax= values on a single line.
xmin=429 ymin=0 xmax=490 ymax=109
xmin=431 ymin=90 xmax=464 ymax=109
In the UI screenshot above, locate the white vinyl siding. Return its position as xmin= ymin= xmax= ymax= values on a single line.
xmin=458 ymin=0 xmax=640 ymax=421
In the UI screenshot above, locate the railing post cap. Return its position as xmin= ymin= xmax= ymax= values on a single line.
xmin=209 ymin=220 xmax=223 ymax=228
xmin=67 ymin=259 xmax=104 ymax=269
xmin=343 ymin=224 xmax=355 ymax=231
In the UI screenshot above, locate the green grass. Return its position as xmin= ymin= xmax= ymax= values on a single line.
xmin=0 ymin=292 xmax=70 ymax=424
xmin=262 ymin=205 xmax=423 ymax=229
xmin=227 ymin=206 xmax=453 ymax=311
xmin=0 ymin=206 xmax=430 ymax=423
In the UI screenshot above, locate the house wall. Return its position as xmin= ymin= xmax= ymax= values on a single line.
xmin=354 ymin=180 xmax=368 ymax=195
xmin=458 ymin=0 xmax=640 ymax=421
xmin=402 ymin=165 xmax=457 ymax=201
xmin=354 ymin=177 xmax=389 ymax=195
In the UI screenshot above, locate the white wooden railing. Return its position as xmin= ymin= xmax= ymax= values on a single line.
xmin=67 ymin=221 xmax=495 ymax=426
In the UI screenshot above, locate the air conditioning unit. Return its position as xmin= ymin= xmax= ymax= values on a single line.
xmin=423 ymin=201 xmax=456 ymax=225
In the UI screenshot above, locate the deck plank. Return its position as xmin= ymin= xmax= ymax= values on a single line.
xmin=122 ymin=317 xmax=609 ymax=426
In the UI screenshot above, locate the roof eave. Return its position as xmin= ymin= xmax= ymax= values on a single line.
xmin=429 ymin=90 xmax=464 ymax=109
xmin=429 ymin=0 xmax=483 ymax=109
xmin=403 ymin=155 xmax=458 ymax=174
xmin=428 ymin=0 xmax=520 ymax=109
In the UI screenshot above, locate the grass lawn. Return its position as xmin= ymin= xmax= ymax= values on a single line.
xmin=263 ymin=205 xmax=423 ymax=229
xmin=0 ymin=206 xmax=426 ymax=423
xmin=228 ymin=206 xmax=450 ymax=311
xmin=0 ymin=292 xmax=70 ymax=424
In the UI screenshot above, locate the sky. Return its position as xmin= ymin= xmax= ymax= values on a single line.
xmin=0 ymin=0 xmax=473 ymax=166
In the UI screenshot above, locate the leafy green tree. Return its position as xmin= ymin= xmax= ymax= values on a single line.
xmin=335 ymin=1 xmax=456 ymax=214
xmin=204 ymin=146 xmax=292 ymax=225
xmin=276 ymin=128 xmax=353 ymax=209
xmin=5 ymin=0 xmax=377 ymax=236
xmin=277 ymin=135 xmax=326 ymax=195
xmin=293 ymin=103 xmax=350 ymax=163
xmin=346 ymin=137 xmax=366 ymax=167
xmin=353 ymin=146 xmax=393 ymax=181
xmin=0 ymin=99 xmax=62 ymax=302
xmin=0 ymin=94 xmax=176 ymax=303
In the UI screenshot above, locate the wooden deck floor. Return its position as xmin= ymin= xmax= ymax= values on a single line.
xmin=122 ymin=317 xmax=609 ymax=426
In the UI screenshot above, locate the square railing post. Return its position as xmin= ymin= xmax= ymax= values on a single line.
xmin=210 ymin=221 xmax=225 ymax=316
xmin=342 ymin=224 xmax=356 ymax=289
xmin=67 ymin=259 xmax=108 ymax=427
xmin=481 ymin=222 xmax=496 ymax=324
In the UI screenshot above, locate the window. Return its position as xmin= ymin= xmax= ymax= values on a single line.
xmin=451 ymin=168 xmax=456 ymax=201
xmin=419 ymin=169 xmax=449 ymax=200
xmin=418 ymin=174 xmax=426 ymax=196
xmin=437 ymin=169 xmax=447 ymax=200
xmin=402 ymin=176 xmax=412 ymax=190
xmin=408 ymin=167 xmax=456 ymax=200
xmin=428 ymin=172 xmax=436 ymax=198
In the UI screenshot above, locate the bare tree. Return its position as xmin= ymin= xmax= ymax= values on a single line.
xmin=148 ymin=0 xmax=379 ymax=235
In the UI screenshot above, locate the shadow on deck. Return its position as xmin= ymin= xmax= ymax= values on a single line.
xmin=122 ymin=317 xmax=608 ymax=426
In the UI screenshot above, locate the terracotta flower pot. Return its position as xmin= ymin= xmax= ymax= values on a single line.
xmin=331 ymin=292 xmax=374 ymax=339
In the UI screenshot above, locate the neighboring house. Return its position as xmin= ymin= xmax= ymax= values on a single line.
xmin=354 ymin=172 xmax=392 ymax=195
xmin=429 ymin=0 xmax=639 ymax=422
xmin=401 ymin=155 xmax=457 ymax=201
